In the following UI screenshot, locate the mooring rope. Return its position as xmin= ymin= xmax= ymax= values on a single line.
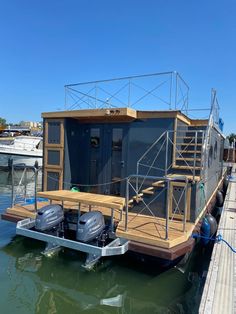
xmin=192 ymin=233 xmax=236 ymax=254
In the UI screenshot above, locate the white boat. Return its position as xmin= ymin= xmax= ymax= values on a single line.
xmin=0 ymin=136 xmax=43 ymax=167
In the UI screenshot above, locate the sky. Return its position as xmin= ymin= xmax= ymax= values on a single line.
xmin=0 ymin=0 xmax=235 ymax=134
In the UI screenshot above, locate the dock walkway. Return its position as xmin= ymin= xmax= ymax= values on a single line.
xmin=199 ymin=165 xmax=236 ymax=313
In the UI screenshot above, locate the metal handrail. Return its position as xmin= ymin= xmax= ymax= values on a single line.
xmin=11 ymin=163 xmax=41 ymax=211
xmin=136 ymin=129 xmax=205 ymax=190
xmin=125 ymin=174 xmax=189 ymax=239
xmin=200 ymin=89 xmax=220 ymax=181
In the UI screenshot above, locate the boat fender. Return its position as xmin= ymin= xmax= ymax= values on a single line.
xmin=216 ymin=190 xmax=224 ymax=207
xmin=205 ymin=213 xmax=218 ymax=236
xmin=200 ymin=218 xmax=211 ymax=245
xmin=223 ymin=178 xmax=229 ymax=193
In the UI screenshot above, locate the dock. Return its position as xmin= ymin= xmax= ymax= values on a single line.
xmin=199 ymin=165 xmax=236 ymax=313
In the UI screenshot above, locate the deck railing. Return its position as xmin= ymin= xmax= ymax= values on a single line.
xmin=136 ymin=129 xmax=205 ymax=189
xmin=200 ymin=89 xmax=221 ymax=182
xmin=125 ymin=174 xmax=189 ymax=239
xmin=10 ymin=164 xmax=42 ymax=211
xmin=64 ymin=71 xmax=189 ymax=114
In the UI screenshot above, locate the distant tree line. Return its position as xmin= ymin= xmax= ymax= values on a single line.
xmin=0 ymin=117 xmax=6 ymax=126
xmin=227 ymin=133 xmax=236 ymax=145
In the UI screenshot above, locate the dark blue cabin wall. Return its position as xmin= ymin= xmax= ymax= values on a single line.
xmin=126 ymin=118 xmax=175 ymax=179
xmin=63 ymin=118 xmax=87 ymax=190
xmin=63 ymin=117 xmax=175 ymax=199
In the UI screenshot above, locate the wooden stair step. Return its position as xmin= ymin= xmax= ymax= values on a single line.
xmin=177 ymin=143 xmax=202 ymax=146
xmin=152 ymin=180 xmax=165 ymax=187
xmin=176 ymin=157 xmax=201 ymax=161
xmin=176 ymin=136 xmax=202 ymax=139
xmin=172 ymin=165 xmax=201 ymax=170
xmin=178 ymin=150 xmax=202 ymax=154
xmin=141 ymin=187 xmax=154 ymax=195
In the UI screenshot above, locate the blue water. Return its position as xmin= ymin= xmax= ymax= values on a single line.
xmin=0 ymin=177 xmax=212 ymax=313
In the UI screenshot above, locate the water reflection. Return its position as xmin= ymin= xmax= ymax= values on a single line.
xmin=1 ymin=234 xmax=212 ymax=314
xmin=0 ymin=170 xmax=212 ymax=314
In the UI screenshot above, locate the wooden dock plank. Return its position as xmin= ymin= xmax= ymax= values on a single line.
xmin=199 ymin=166 xmax=236 ymax=314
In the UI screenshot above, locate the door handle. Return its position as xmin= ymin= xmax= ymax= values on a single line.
xmin=121 ymin=161 xmax=124 ymax=167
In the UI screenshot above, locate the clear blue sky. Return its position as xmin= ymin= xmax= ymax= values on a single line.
xmin=0 ymin=0 xmax=235 ymax=134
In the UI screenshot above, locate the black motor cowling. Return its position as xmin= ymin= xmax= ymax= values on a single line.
xmin=35 ymin=204 xmax=64 ymax=231
xmin=76 ymin=211 xmax=105 ymax=243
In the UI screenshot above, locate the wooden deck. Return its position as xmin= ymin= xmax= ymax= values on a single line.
xmin=116 ymin=212 xmax=195 ymax=248
xmin=199 ymin=165 xmax=236 ymax=314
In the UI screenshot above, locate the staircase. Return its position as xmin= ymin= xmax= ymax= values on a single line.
xmin=172 ymin=125 xmax=207 ymax=179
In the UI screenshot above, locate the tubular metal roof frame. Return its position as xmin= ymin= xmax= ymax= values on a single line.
xmin=64 ymin=71 xmax=189 ymax=114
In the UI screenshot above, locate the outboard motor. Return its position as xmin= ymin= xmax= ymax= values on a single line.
xmin=35 ymin=204 xmax=64 ymax=233
xmin=77 ymin=211 xmax=105 ymax=243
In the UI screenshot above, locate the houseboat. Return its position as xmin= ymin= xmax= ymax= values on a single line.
xmin=1 ymin=72 xmax=226 ymax=269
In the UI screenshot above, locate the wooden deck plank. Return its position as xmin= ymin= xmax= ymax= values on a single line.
xmin=199 ymin=166 xmax=236 ymax=314
xmin=116 ymin=213 xmax=195 ymax=248
xmin=5 ymin=200 xmax=123 ymax=221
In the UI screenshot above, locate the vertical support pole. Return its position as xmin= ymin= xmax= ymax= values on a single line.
xmin=110 ymin=208 xmax=114 ymax=232
xmin=183 ymin=181 xmax=188 ymax=232
xmin=78 ymin=202 xmax=81 ymax=218
xmin=169 ymin=72 xmax=173 ymax=110
xmin=128 ymin=79 xmax=131 ymax=107
xmin=200 ymin=131 xmax=205 ymax=180
xmin=175 ymin=72 xmax=178 ymax=110
xmin=193 ymin=131 xmax=197 ymax=181
xmin=165 ymin=132 xmax=168 ymax=177
xmin=11 ymin=162 xmax=14 ymax=208
xmin=89 ymin=205 xmax=92 ymax=212
xmin=64 ymin=86 xmax=67 ymax=110
xmin=136 ymin=162 xmax=139 ymax=198
xmin=125 ymin=178 xmax=129 ymax=231
xmin=95 ymin=83 xmax=97 ymax=108
xmin=34 ymin=167 xmax=38 ymax=212
xmin=165 ymin=180 xmax=170 ymax=240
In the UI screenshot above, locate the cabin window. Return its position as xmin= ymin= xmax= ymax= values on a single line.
xmin=112 ymin=128 xmax=122 ymax=151
xmin=208 ymin=145 xmax=213 ymax=167
xmin=47 ymin=150 xmax=60 ymax=166
xmin=48 ymin=121 xmax=61 ymax=144
xmin=90 ymin=128 xmax=100 ymax=148
xmin=214 ymin=140 xmax=218 ymax=159
xmin=46 ymin=171 xmax=60 ymax=191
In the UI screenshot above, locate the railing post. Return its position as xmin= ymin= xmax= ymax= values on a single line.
xmin=165 ymin=180 xmax=170 ymax=240
xmin=136 ymin=162 xmax=139 ymax=198
xmin=175 ymin=72 xmax=178 ymax=110
xmin=193 ymin=131 xmax=197 ymax=181
xmin=34 ymin=167 xmax=38 ymax=212
xmin=165 ymin=132 xmax=169 ymax=177
xmin=11 ymin=162 xmax=14 ymax=208
xmin=183 ymin=180 xmax=188 ymax=232
xmin=169 ymin=72 xmax=173 ymax=110
xmin=125 ymin=178 xmax=129 ymax=231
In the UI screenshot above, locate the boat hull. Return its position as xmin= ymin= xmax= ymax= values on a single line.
xmin=0 ymin=152 xmax=42 ymax=167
